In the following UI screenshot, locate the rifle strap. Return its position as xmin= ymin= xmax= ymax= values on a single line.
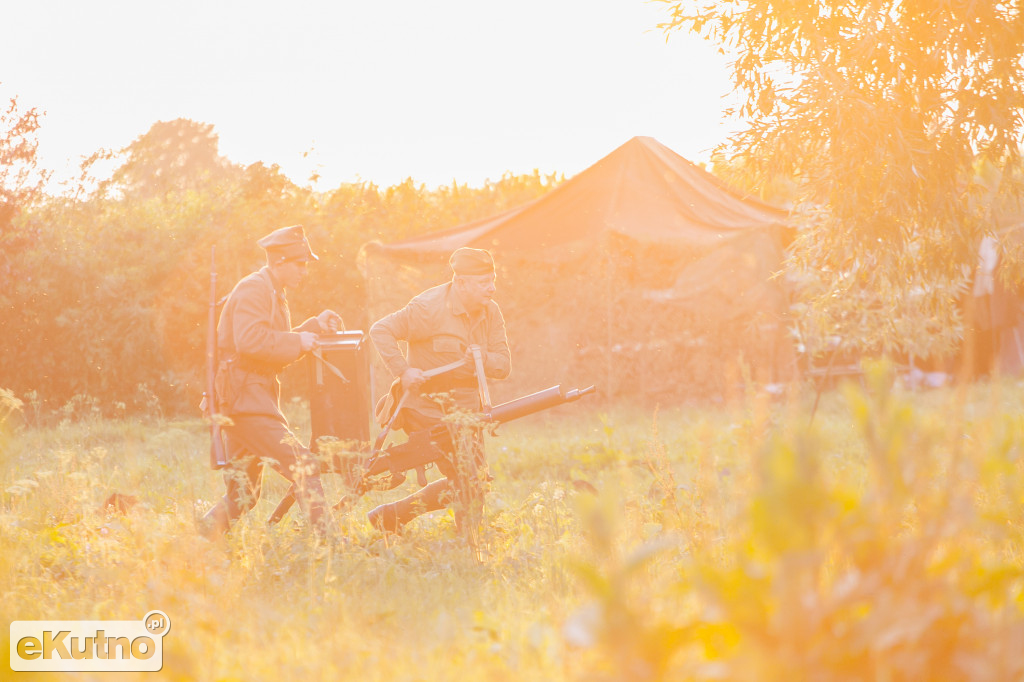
xmin=312 ymin=348 xmax=350 ymax=384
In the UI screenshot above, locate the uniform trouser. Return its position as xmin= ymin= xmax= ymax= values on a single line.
xmin=205 ymin=414 xmax=329 ymax=534
xmin=401 ymin=408 xmax=488 ymax=528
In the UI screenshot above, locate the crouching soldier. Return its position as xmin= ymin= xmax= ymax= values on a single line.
xmin=367 ymin=247 xmax=511 ymax=535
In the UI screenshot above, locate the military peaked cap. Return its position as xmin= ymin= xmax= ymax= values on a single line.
xmin=257 ymin=225 xmax=319 ymax=264
xmin=449 ymin=247 xmax=494 ymax=276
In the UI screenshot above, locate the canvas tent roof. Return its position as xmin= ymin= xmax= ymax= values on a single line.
xmin=364 ymin=135 xmax=790 ymax=261
xmin=361 ymin=136 xmax=797 ymax=398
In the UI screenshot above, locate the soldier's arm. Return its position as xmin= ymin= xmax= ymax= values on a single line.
xmin=292 ymin=310 xmax=341 ymax=334
xmin=483 ymin=304 xmax=511 ymax=380
xmin=292 ymin=316 xmax=322 ymax=334
xmin=232 ymin=281 xmax=304 ymax=364
xmin=370 ymin=305 xmax=415 ymax=378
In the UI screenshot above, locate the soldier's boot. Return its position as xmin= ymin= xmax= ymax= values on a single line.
xmin=197 ymin=500 xmax=233 ymax=540
xmin=367 ymin=479 xmax=453 ymax=533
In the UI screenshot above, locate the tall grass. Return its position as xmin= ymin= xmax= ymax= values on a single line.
xmin=2 ymin=369 xmax=1024 ymax=680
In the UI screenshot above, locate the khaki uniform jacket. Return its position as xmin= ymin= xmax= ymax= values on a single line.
xmin=215 ymin=266 xmax=321 ymax=419
xmin=370 ymin=281 xmax=511 ymax=422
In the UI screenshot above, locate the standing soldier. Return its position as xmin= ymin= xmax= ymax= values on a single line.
xmin=199 ymin=225 xmax=343 ymax=538
xmin=367 ymin=247 xmax=511 ymax=535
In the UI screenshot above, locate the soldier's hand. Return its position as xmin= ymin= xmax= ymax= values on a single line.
xmin=401 ymin=367 xmax=426 ymax=391
xmin=317 ymin=309 xmax=343 ymax=333
xmin=299 ymin=332 xmax=320 ymax=352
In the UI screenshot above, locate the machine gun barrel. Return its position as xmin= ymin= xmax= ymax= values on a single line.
xmin=485 ymin=384 xmax=596 ymax=424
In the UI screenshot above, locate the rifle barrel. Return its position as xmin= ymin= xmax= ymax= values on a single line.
xmin=207 ymin=245 xmax=228 ymax=469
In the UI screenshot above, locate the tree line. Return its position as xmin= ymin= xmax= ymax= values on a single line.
xmin=0 ymin=116 xmax=561 ymax=418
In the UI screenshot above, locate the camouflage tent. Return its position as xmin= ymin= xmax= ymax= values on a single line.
xmin=361 ymin=137 xmax=794 ymax=402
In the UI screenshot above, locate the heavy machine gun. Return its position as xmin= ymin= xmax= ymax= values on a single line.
xmin=267 ymin=334 xmax=595 ymax=525
xmin=345 ymin=383 xmax=595 ymax=497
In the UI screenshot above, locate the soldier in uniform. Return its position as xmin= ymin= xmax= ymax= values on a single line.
xmin=367 ymin=247 xmax=511 ymax=534
xmin=199 ymin=225 xmax=343 ymax=538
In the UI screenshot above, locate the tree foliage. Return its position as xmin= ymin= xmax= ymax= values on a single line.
xmin=0 ymin=95 xmax=47 ymax=291
xmin=660 ymin=0 xmax=1024 ymax=360
xmin=105 ymin=118 xmax=237 ymax=199
xmin=0 ymin=117 xmax=561 ymax=415
xmin=0 ymin=95 xmax=46 ymax=229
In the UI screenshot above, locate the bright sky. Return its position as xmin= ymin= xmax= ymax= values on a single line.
xmin=1 ymin=0 xmax=740 ymax=191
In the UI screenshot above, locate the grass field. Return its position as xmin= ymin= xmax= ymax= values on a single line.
xmin=3 ymin=367 xmax=1024 ymax=681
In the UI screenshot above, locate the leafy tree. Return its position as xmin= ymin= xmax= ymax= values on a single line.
xmin=0 ymin=94 xmax=47 ymax=281
xmin=0 ymin=96 xmax=45 ymax=225
xmin=105 ymin=118 xmax=236 ymax=199
xmin=659 ymin=1 xmax=1024 ymax=361
xmin=0 ymin=95 xmax=50 ymax=405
